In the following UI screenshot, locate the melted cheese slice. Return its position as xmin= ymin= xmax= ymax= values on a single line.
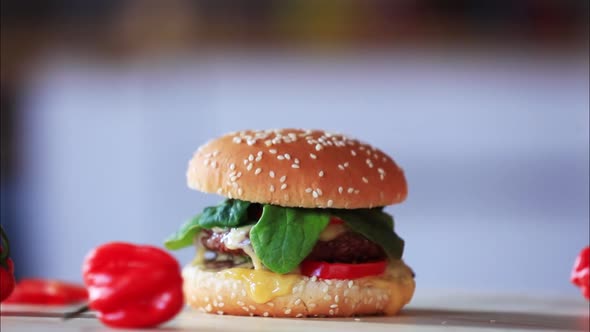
xmin=220 ymin=268 xmax=300 ymax=303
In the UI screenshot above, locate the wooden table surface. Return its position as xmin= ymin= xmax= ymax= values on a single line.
xmin=1 ymin=290 xmax=588 ymax=332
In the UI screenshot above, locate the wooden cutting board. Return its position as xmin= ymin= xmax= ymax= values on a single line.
xmin=1 ymin=290 xmax=588 ymax=331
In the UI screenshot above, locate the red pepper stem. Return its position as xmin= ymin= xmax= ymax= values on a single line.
xmin=63 ymin=304 xmax=90 ymax=320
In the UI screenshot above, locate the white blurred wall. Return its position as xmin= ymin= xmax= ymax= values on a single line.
xmin=17 ymin=51 xmax=589 ymax=296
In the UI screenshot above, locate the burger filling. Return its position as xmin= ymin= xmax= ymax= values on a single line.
xmin=165 ymin=199 xmax=405 ymax=278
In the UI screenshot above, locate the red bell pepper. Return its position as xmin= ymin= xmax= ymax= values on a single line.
xmin=0 ymin=226 xmax=15 ymax=302
xmin=4 ymin=279 xmax=87 ymax=305
xmin=571 ymin=246 xmax=590 ymax=300
xmin=81 ymin=242 xmax=184 ymax=328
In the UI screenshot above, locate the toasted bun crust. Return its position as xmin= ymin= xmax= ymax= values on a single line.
xmin=183 ymin=261 xmax=415 ymax=317
xmin=187 ymin=129 xmax=407 ymax=209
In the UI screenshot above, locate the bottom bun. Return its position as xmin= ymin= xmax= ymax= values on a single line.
xmin=183 ymin=260 xmax=415 ymax=317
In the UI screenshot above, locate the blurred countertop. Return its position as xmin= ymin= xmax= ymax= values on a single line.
xmin=2 ymin=290 xmax=589 ymax=331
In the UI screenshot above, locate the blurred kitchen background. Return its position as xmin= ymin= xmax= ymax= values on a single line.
xmin=1 ymin=0 xmax=588 ymax=297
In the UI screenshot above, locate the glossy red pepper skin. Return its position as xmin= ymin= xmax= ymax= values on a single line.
xmin=82 ymin=242 xmax=184 ymax=328
xmin=4 ymin=279 xmax=88 ymax=305
xmin=0 ymin=226 xmax=15 ymax=302
xmin=571 ymin=246 xmax=590 ymax=300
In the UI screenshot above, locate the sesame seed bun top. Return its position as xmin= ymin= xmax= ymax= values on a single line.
xmin=186 ymin=129 xmax=407 ymax=209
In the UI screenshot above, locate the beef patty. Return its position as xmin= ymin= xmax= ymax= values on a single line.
xmin=200 ymin=228 xmax=386 ymax=263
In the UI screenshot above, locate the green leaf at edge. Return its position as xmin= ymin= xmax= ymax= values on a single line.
xmin=164 ymin=214 xmax=202 ymax=250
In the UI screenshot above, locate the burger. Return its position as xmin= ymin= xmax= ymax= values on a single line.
xmin=165 ymin=129 xmax=415 ymax=317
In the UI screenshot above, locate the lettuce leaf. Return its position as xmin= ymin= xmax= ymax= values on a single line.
xmin=164 ymin=199 xmax=251 ymax=250
xmin=250 ymin=205 xmax=330 ymax=274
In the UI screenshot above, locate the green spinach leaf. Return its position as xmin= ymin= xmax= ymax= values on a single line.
xmin=250 ymin=205 xmax=330 ymax=274
xmin=164 ymin=199 xmax=251 ymax=250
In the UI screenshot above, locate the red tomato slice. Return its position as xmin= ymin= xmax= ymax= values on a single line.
xmin=300 ymin=260 xmax=387 ymax=280
xmin=329 ymin=217 xmax=345 ymax=225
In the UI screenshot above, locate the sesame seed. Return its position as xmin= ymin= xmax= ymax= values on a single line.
xmin=315 ymin=144 xmax=323 ymax=151
xmin=211 ymin=161 xmax=218 ymax=168
xmin=309 ymin=303 xmax=317 ymax=308
xmin=338 ymin=187 xmax=343 ymax=194
xmin=233 ymin=137 xmax=242 ymax=144
xmin=330 ymin=304 xmax=338 ymax=309
xmin=324 ymin=295 xmax=332 ymax=301
xmin=243 ymin=159 xmax=248 ymax=165
xmin=343 ymin=162 xmax=349 ymax=167
xmin=257 ymin=151 xmax=263 ymax=156
xmin=248 ymin=154 xmax=254 ymax=161
xmin=267 ymin=302 xmax=275 ymax=307
xmin=335 ymin=295 xmax=340 ymax=303
xmin=294 ymin=158 xmax=300 ymax=164
xmin=247 ymin=163 xmax=253 ymax=171
xmin=205 ymin=304 xmax=212 ymax=312
xmin=203 ymin=159 xmax=210 ymax=166
xmin=229 ymin=163 xmax=236 ymax=170
xmin=329 ymin=309 xmax=335 ymax=316
xmin=242 ymin=306 xmax=249 ymax=312
xmin=294 ymin=298 xmax=302 ymax=305
xmin=269 ymin=185 xmax=275 ymax=192
xmin=284 ymin=153 xmax=291 ymax=160
xmin=277 ymin=155 xmax=285 ymax=160
xmin=362 ymin=177 xmax=369 ymax=183
xmin=249 ymin=305 xmax=256 ymax=310
xmin=269 ymin=171 xmax=275 ymax=178
xmin=237 ymin=301 xmax=244 ymax=306
xmin=217 ymin=311 xmax=224 ymax=315
xmin=351 ymin=150 xmax=357 ymax=156
xmin=230 ymin=176 xmax=238 ymax=182
xmin=354 ymin=190 xmax=360 ymax=194
xmin=255 ymin=156 xmax=262 ymax=162
xmin=291 ymin=164 xmax=300 ymax=168
xmin=269 ymin=149 xmax=277 ymax=154
xmin=327 ymin=200 xmax=333 ymax=207
xmin=338 ymin=165 xmax=345 ymax=170
xmin=255 ymin=168 xmax=262 ymax=175
xmin=347 ymin=188 xmax=354 ymax=193
xmin=249 ymin=313 xmax=254 ymax=317
xmin=348 ymin=281 xmax=354 ymax=288
xmin=309 ymin=153 xmax=317 ymax=159
xmin=319 ymin=170 xmax=324 ymax=177
xmin=378 ymin=168 xmax=385 ymax=174
xmin=280 ymin=183 xmax=287 ymax=190
xmin=237 ymin=188 xmax=243 ymax=196
xmin=284 ymin=309 xmax=292 ymax=314
xmin=279 ymin=175 xmax=287 ymax=183
xmin=312 ymin=191 xmax=318 ymax=198
xmin=296 ymin=314 xmax=304 ymax=318
xmin=305 ymin=188 xmax=312 ymax=193
xmin=263 ymin=312 xmax=269 ymax=317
